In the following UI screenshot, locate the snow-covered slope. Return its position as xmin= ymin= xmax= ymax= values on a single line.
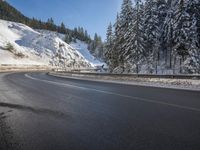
xmin=70 ymin=40 xmax=104 ymax=67
xmin=38 ymin=30 xmax=105 ymax=67
xmin=0 ymin=19 xmax=92 ymax=68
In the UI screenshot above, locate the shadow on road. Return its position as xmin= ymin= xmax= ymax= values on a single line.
xmin=0 ymin=102 xmax=69 ymax=120
xmin=0 ymin=110 xmax=21 ymax=150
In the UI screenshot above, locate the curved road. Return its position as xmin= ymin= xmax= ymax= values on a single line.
xmin=0 ymin=72 xmax=200 ymax=150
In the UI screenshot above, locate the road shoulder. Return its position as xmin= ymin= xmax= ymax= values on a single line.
xmin=48 ymin=72 xmax=200 ymax=92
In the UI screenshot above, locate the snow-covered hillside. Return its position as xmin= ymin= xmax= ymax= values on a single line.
xmin=37 ymin=30 xmax=104 ymax=67
xmin=70 ymin=40 xmax=104 ymax=67
xmin=0 ymin=19 xmax=95 ymax=68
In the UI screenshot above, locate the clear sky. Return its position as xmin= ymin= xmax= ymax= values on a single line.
xmin=7 ymin=0 xmax=122 ymax=40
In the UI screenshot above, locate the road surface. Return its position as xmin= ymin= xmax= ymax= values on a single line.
xmin=0 ymin=72 xmax=200 ymax=150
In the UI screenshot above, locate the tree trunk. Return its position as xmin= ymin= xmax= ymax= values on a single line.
xmin=170 ymin=48 xmax=172 ymax=69
xmin=173 ymin=56 xmax=176 ymax=74
xmin=180 ymin=58 xmax=182 ymax=74
xmin=165 ymin=48 xmax=168 ymax=66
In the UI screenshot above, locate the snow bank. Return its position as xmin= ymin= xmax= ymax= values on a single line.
xmin=49 ymin=72 xmax=200 ymax=91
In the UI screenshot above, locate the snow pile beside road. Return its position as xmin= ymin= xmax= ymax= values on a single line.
xmin=49 ymin=72 xmax=200 ymax=91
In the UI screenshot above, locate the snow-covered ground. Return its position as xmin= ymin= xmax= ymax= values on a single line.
xmin=49 ymin=72 xmax=200 ymax=91
xmin=0 ymin=19 xmax=97 ymax=69
xmin=70 ymin=40 xmax=104 ymax=67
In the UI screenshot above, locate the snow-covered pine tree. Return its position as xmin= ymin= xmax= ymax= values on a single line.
xmin=197 ymin=1 xmax=200 ymax=48
xmin=162 ymin=0 xmax=176 ymax=69
xmin=184 ymin=15 xmax=200 ymax=73
xmin=125 ymin=0 xmax=146 ymax=73
xmin=143 ymin=0 xmax=160 ymax=73
xmin=106 ymin=23 xmax=113 ymax=48
xmin=157 ymin=0 xmax=168 ymax=26
xmin=173 ymin=0 xmax=192 ymax=73
xmin=104 ymin=23 xmax=113 ymax=67
xmin=118 ymin=0 xmax=134 ymax=70
xmin=110 ymin=14 xmax=121 ymax=72
xmin=157 ymin=0 xmax=168 ymax=61
xmin=184 ymin=0 xmax=200 ymax=73
xmin=187 ymin=0 xmax=200 ymax=49
xmin=93 ymin=33 xmax=104 ymax=59
xmin=185 ymin=43 xmax=200 ymax=74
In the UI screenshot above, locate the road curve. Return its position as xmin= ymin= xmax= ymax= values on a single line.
xmin=0 ymin=72 xmax=200 ymax=150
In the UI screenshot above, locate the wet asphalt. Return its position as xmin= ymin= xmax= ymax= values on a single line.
xmin=0 ymin=72 xmax=200 ymax=150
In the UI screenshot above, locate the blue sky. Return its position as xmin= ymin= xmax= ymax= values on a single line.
xmin=7 ymin=0 xmax=122 ymax=40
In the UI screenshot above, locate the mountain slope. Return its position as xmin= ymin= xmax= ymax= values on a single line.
xmin=0 ymin=19 xmax=92 ymax=68
xmin=70 ymin=40 xmax=104 ymax=66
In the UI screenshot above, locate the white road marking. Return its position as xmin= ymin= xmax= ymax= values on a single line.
xmin=25 ymin=73 xmax=200 ymax=112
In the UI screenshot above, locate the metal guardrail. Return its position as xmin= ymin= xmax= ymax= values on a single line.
xmin=53 ymin=71 xmax=200 ymax=80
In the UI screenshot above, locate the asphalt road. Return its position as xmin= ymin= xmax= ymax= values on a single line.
xmin=0 ymin=72 xmax=200 ymax=150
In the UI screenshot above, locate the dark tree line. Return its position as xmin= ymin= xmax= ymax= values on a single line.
xmin=104 ymin=0 xmax=200 ymax=74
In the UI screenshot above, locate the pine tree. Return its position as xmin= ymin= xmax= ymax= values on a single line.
xmin=65 ymin=34 xmax=72 ymax=44
xmin=187 ymin=0 xmax=200 ymax=49
xmin=46 ymin=18 xmax=56 ymax=31
xmin=87 ymin=33 xmax=104 ymax=59
xmin=157 ymin=0 xmax=168 ymax=60
xmin=60 ymin=22 xmax=66 ymax=34
xmin=112 ymin=14 xmax=121 ymax=71
xmin=106 ymin=23 xmax=113 ymax=45
xmin=197 ymin=1 xmax=200 ymax=48
xmin=104 ymin=23 xmax=114 ymax=68
xmin=184 ymin=15 xmax=200 ymax=73
xmin=125 ymin=0 xmax=145 ymax=73
xmin=184 ymin=1 xmax=200 ymax=73
xmin=162 ymin=0 xmax=176 ymax=69
xmin=143 ymin=0 xmax=160 ymax=73
xmin=118 ymin=0 xmax=134 ymax=69
xmin=173 ymin=0 xmax=192 ymax=73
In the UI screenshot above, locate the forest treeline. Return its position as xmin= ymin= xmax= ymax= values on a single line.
xmin=104 ymin=0 xmax=200 ymax=74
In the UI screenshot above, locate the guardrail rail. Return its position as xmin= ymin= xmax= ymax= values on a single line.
xmin=51 ymin=71 xmax=200 ymax=80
